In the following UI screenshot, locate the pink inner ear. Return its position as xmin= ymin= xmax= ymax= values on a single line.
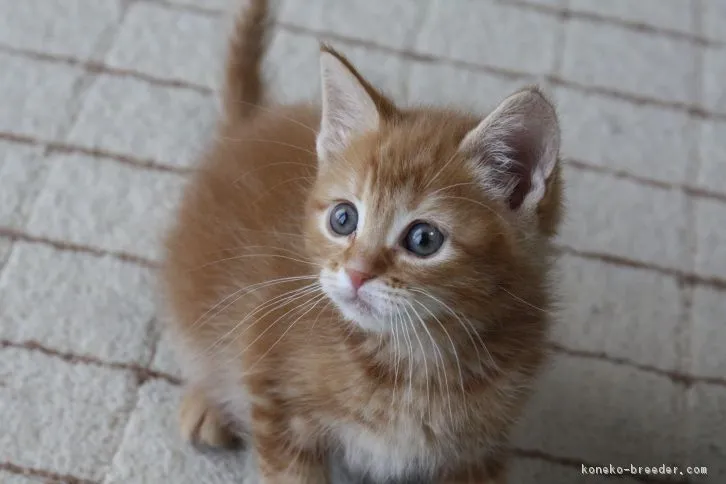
xmin=504 ymin=140 xmax=540 ymax=210
xmin=461 ymin=88 xmax=560 ymax=210
xmin=508 ymin=175 xmax=531 ymax=210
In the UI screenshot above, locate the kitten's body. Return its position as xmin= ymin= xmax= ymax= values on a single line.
xmin=161 ymin=1 xmax=563 ymax=483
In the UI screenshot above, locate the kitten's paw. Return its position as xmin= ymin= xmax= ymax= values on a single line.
xmin=179 ymin=386 xmax=239 ymax=450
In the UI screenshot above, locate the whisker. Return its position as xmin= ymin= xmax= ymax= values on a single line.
xmin=499 ymin=286 xmax=548 ymax=313
xmin=427 ymin=181 xmax=479 ymax=197
xmin=207 ymin=283 xmax=321 ymax=356
xmin=398 ymin=304 xmax=415 ymax=404
xmin=220 ymin=227 xmax=306 ymax=239
xmin=230 ymin=160 xmax=315 ymax=185
xmin=216 ymin=287 xmax=324 ymax=369
xmin=307 ymin=299 xmax=332 ymax=337
xmin=203 ymin=285 xmax=316 ymax=356
xmin=193 ymin=253 xmax=320 ymax=270
xmin=408 ymin=290 xmax=469 ymax=389
xmin=389 ymin=302 xmax=402 ymax=410
xmin=413 ymin=297 xmax=483 ymax=376
xmin=401 ymin=302 xmax=431 ymax=418
xmin=225 ymin=244 xmax=313 ymax=257
xmin=189 ymin=245 xmax=315 ymax=271
xmin=405 ymin=299 xmax=452 ymax=421
xmin=246 ymin=293 xmax=329 ymax=372
xmin=237 ymin=286 xmax=324 ymax=350
xmin=248 ymin=176 xmax=317 ymax=208
xmin=339 ymin=317 xmax=357 ymax=346
xmin=237 ymin=289 xmax=325 ymax=355
xmin=189 ymin=275 xmax=318 ymax=331
xmin=424 ymin=150 xmax=460 ymax=189
xmin=433 ymin=195 xmax=509 ymax=226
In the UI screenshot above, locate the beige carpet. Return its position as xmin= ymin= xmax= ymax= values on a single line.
xmin=0 ymin=0 xmax=724 ymax=483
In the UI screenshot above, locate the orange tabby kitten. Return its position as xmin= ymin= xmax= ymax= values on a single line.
xmin=161 ymin=0 xmax=564 ymax=482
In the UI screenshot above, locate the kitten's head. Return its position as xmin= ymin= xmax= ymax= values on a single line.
xmin=305 ymin=46 xmax=563 ymax=335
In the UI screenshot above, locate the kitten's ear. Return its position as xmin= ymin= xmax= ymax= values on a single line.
xmin=316 ymin=46 xmax=385 ymax=162
xmin=459 ymin=87 xmax=560 ymax=211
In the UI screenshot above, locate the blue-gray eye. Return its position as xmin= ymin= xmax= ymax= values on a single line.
xmin=403 ymin=222 xmax=444 ymax=257
xmin=329 ymin=202 xmax=358 ymax=236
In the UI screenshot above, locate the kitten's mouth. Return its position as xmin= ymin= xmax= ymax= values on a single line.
xmin=334 ymin=293 xmax=383 ymax=324
xmin=348 ymin=296 xmax=373 ymax=314
xmin=326 ymin=291 xmax=393 ymax=333
xmin=339 ymin=294 xmax=373 ymax=314
xmin=319 ymin=272 xmax=388 ymax=330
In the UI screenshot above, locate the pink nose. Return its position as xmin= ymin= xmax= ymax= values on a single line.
xmin=346 ymin=268 xmax=374 ymax=291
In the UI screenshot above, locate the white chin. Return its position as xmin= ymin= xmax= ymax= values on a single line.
xmin=332 ymin=297 xmax=388 ymax=333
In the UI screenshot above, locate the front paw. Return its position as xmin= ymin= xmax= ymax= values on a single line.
xmin=179 ymin=385 xmax=240 ymax=450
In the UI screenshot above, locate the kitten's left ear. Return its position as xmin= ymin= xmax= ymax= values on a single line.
xmin=316 ymin=45 xmax=396 ymax=163
xmin=459 ymin=87 xmax=560 ymax=211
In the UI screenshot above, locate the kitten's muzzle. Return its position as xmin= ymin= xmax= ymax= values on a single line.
xmin=345 ymin=268 xmax=374 ymax=292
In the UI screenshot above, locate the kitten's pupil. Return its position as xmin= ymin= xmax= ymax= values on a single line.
xmin=404 ymin=223 xmax=444 ymax=257
xmin=336 ymin=210 xmax=348 ymax=226
xmin=330 ymin=202 xmax=358 ymax=236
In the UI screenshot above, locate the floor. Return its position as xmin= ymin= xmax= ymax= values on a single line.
xmin=0 ymin=0 xmax=725 ymax=483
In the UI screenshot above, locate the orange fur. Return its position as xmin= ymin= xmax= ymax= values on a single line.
xmin=160 ymin=1 xmax=564 ymax=482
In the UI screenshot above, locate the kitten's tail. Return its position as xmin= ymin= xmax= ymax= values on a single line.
xmin=222 ymin=0 xmax=270 ymax=124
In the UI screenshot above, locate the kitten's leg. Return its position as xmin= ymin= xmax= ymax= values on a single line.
xmin=251 ymin=405 xmax=327 ymax=484
xmin=179 ymin=385 xmax=239 ymax=449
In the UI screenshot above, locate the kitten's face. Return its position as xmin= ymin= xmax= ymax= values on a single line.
xmin=306 ymin=47 xmax=561 ymax=335
xmin=306 ymin=121 xmax=514 ymax=333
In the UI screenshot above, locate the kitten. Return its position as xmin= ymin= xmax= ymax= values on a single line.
xmin=160 ymin=0 xmax=564 ymax=482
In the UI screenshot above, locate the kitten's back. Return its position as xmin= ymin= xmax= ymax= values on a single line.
xmin=161 ymin=0 xmax=321 ymax=337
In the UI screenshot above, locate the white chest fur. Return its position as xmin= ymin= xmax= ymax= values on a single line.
xmin=332 ymin=416 xmax=444 ymax=482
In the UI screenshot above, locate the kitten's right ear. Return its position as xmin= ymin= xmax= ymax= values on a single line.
xmin=316 ymin=46 xmax=381 ymax=163
xmin=459 ymin=87 xmax=560 ymax=212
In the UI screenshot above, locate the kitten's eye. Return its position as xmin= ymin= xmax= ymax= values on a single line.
xmin=329 ymin=202 xmax=358 ymax=236
xmin=403 ymin=222 xmax=445 ymax=257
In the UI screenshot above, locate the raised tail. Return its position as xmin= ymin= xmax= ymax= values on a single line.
xmin=222 ymin=0 xmax=270 ymax=124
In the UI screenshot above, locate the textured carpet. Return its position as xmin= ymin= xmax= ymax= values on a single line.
xmin=0 ymin=0 xmax=724 ymax=483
